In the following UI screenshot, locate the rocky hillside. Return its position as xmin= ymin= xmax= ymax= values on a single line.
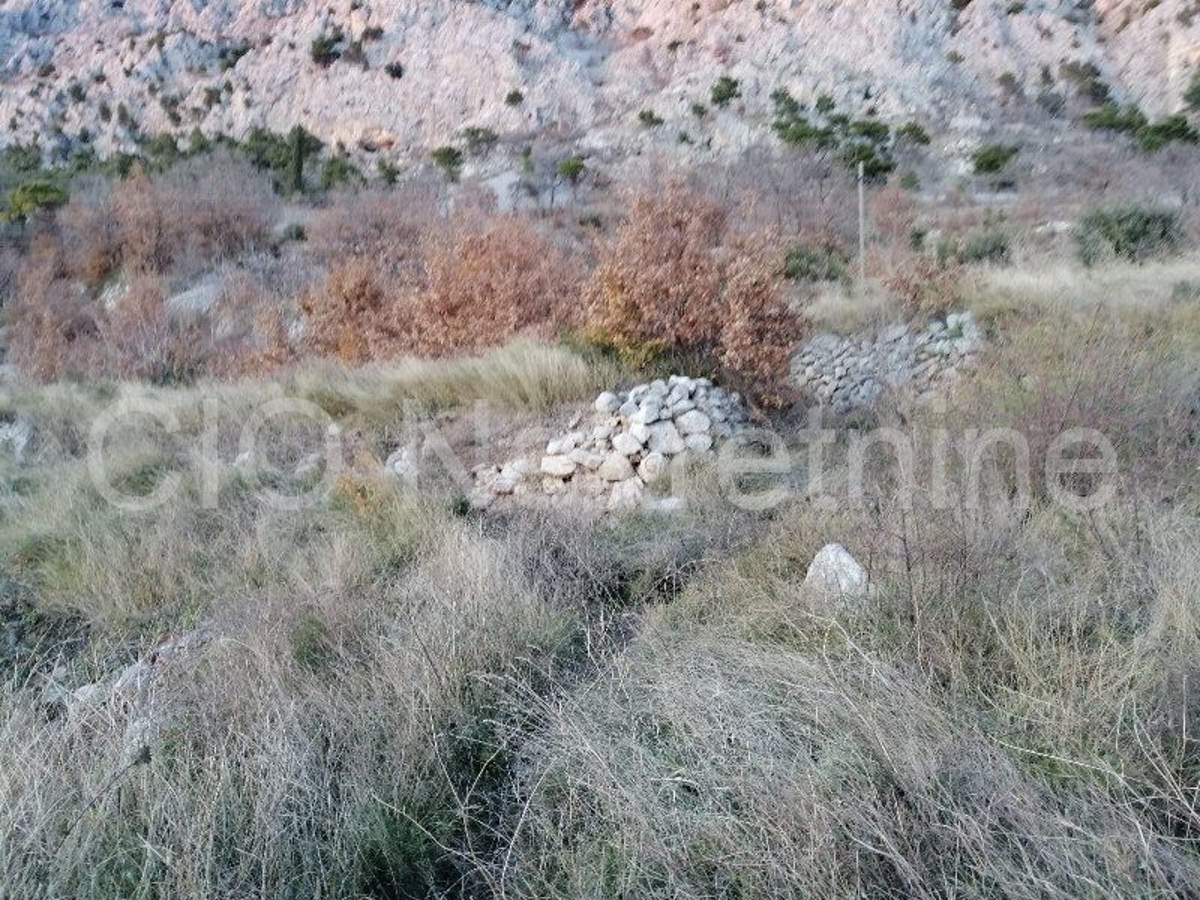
xmin=1 ymin=0 xmax=1198 ymax=169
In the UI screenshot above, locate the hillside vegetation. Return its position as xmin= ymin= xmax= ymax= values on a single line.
xmin=0 ymin=128 xmax=1199 ymax=897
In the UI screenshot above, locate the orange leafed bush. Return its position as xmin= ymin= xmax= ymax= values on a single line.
xmin=585 ymin=184 xmax=727 ymax=361
xmin=719 ymin=245 xmax=803 ymax=407
xmin=884 ymin=254 xmax=964 ymax=319
xmin=412 ymin=217 xmax=579 ymax=357
xmin=300 ymin=258 xmax=412 ymax=365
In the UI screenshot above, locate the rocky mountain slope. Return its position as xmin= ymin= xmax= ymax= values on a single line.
xmin=1 ymin=0 xmax=1198 ymax=168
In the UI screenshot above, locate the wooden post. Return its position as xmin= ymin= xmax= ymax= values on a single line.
xmin=857 ymin=161 xmax=866 ymax=285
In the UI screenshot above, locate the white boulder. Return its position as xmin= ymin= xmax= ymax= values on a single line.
xmin=803 ymin=544 xmax=869 ymax=604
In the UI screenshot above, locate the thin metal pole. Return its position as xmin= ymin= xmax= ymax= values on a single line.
xmin=857 ymin=161 xmax=866 ymax=284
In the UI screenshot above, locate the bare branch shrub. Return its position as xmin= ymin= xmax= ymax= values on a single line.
xmin=7 ymin=235 xmax=100 ymax=380
xmin=306 ymin=182 xmax=438 ymax=279
xmin=111 ymin=152 xmax=276 ymax=276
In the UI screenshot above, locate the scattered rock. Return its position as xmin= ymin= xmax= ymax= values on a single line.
xmin=791 ymin=311 xmax=982 ymax=412
xmin=803 ymin=544 xmax=869 ymax=605
xmin=598 ymin=452 xmax=636 ymax=482
xmin=607 ymin=477 xmax=645 ymax=512
xmin=540 ymin=455 xmax=577 ymax=478
xmin=594 ymin=391 xmax=620 ymax=414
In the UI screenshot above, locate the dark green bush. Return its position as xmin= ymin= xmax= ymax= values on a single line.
xmin=841 ymin=141 xmax=894 ymax=179
xmin=1081 ymin=103 xmax=1147 ymax=134
xmin=897 ymin=121 xmax=931 ymax=145
xmin=462 ymin=126 xmax=498 ymax=156
xmin=430 ymin=146 xmax=463 ymax=181
xmin=1134 ymin=115 xmax=1199 ymax=152
xmin=5 ymin=181 xmax=69 ymax=222
xmin=638 ymin=109 xmax=664 ymax=127
xmin=972 ymin=143 xmax=1019 ymax=174
xmin=1077 ymin=206 xmax=1183 ymax=266
xmin=319 ymin=155 xmax=362 ymax=190
xmin=783 ymin=243 xmax=849 ymax=282
xmin=710 ymin=76 xmax=741 ymax=108
xmin=310 ymin=31 xmax=343 ymax=67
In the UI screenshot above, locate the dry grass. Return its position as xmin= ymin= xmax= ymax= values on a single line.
xmin=967 ymin=253 xmax=1200 ymax=327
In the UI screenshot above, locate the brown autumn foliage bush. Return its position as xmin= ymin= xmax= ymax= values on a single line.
xmin=884 ymin=254 xmax=964 ymax=319
xmin=586 ymin=185 xmax=804 ymax=400
xmin=411 ymin=216 xmax=579 ymax=356
xmin=719 ymin=245 xmax=803 ymax=406
xmin=300 ymin=258 xmax=412 ymax=365
xmin=586 ymin=184 xmax=726 ymax=363
xmin=57 ymin=178 xmax=119 ymax=287
xmin=7 ymin=235 xmax=101 ymax=381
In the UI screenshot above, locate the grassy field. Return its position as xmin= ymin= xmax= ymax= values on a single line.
xmin=0 ymin=265 xmax=1198 ymax=897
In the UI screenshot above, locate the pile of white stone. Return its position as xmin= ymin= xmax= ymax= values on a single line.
xmin=791 ymin=312 xmax=982 ymax=412
xmin=473 ymin=376 xmax=747 ymax=512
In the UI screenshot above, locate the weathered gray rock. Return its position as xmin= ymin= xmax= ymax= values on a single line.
xmin=540 ymin=455 xmax=577 ymax=478
xmin=675 ymin=409 xmax=712 ymax=435
xmin=612 ymin=431 xmax=644 ymax=456
xmin=607 ymin=478 xmax=645 ymax=512
xmin=598 ymin=452 xmax=636 ymax=482
xmin=594 ymin=391 xmax=620 ymax=414
xmin=803 ymin=544 xmax=869 ymax=604
xmin=637 ymin=452 xmax=668 ymax=484
xmin=647 ymin=421 xmax=686 ymax=455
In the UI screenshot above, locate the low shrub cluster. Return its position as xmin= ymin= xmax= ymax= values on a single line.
xmin=1077 ymin=205 xmax=1184 ymax=265
xmin=584 ymin=184 xmax=802 ymax=400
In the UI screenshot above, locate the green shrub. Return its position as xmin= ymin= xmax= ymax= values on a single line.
xmin=430 ymin=146 xmax=463 ymax=181
xmin=319 ymin=155 xmax=362 ymax=191
xmin=310 ymin=31 xmax=343 ymax=67
xmin=384 ymin=61 xmax=404 ymax=79
xmin=848 ymin=119 xmax=890 ymax=143
xmin=556 ymin=155 xmax=586 ymax=184
xmin=638 ymin=109 xmax=664 ymax=127
xmin=462 ymin=126 xmax=498 ymax=156
xmin=937 ymin=230 xmax=1011 ymax=265
xmin=5 ymin=181 xmax=68 ymax=222
xmin=783 ymin=243 xmax=849 ymax=282
xmin=504 ymin=89 xmax=524 ymax=106
xmin=1076 ymin=206 xmax=1184 ymax=266
xmin=972 ymin=143 xmax=1019 ymax=174
xmin=2 ymin=144 xmax=42 ymax=173
xmin=710 ymin=76 xmax=741 ymax=108
xmin=1081 ymin=103 xmax=1147 ymax=134
xmin=1134 ymin=115 xmax=1199 ymax=152
xmin=897 ymin=121 xmax=931 ymax=145
xmin=841 ymin=141 xmax=895 ymax=179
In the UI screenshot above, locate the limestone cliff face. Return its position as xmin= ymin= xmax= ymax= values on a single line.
xmin=0 ymin=0 xmax=1196 ymax=165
